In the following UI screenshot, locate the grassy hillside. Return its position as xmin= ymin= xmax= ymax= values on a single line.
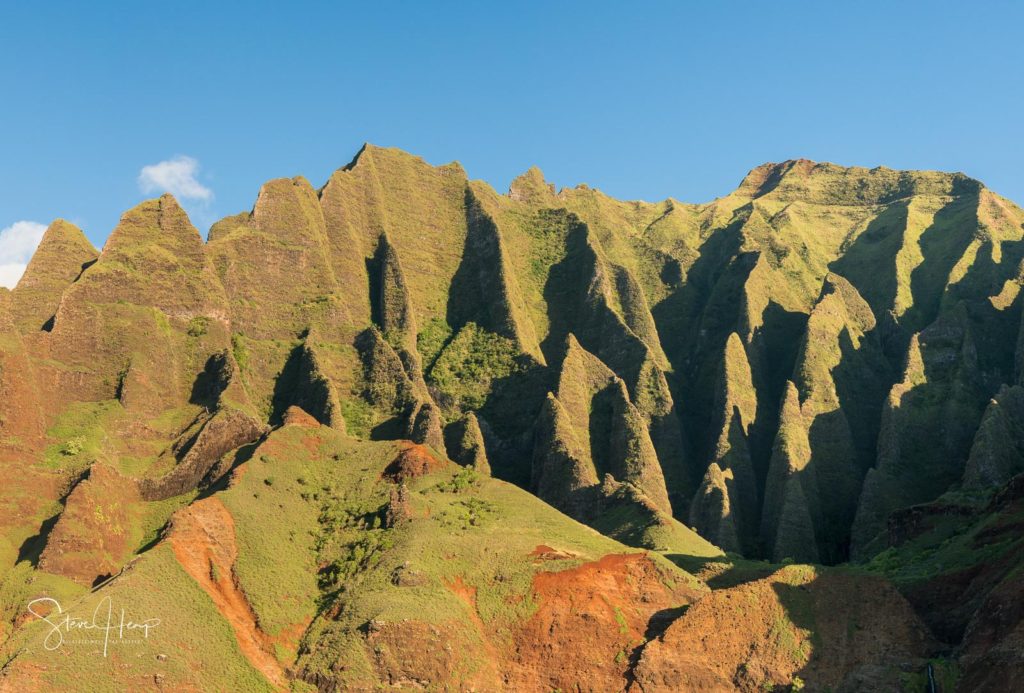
xmin=3 ymin=148 xmax=1024 ymax=690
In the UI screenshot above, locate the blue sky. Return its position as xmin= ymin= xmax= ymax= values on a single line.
xmin=1 ymin=2 xmax=1022 ymax=285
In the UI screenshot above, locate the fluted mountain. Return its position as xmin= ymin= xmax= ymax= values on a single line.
xmin=2 ymin=146 xmax=1023 ymax=691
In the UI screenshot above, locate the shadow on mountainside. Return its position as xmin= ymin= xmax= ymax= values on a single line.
xmin=16 ymin=468 xmax=92 ymax=566
xmin=800 ymin=325 xmax=893 ymax=564
xmin=649 ymin=218 xmax=746 ymax=382
xmin=904 ymin=193 xmax=982 ymax=336
xmin=665 ymin=553 xmax=777 ymax=590
xmin=854 ymin=297 xmax=1014 ymax=558
xmin=745 ymin=299 xmax=809 ymax=484
xmin=771 ymin=572 xmax=947 ymax=692
xmin=831 ymin=192 xmax=981 ymax=361
xmin=16 ymin=512 xmax=61 ymax=567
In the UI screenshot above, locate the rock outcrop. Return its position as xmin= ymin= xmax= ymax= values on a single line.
xmin=444 ymin=412 xmax=491 ymax=474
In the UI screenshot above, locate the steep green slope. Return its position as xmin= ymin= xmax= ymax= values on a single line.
xmin=3 ymin=148 xmax=1024 ymax=690
xmin=0 ymin=420 xmax=706 ymax=691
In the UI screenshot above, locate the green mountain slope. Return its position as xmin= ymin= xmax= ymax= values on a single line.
xmin=3 ymin=147 xmax=1024 ymax=690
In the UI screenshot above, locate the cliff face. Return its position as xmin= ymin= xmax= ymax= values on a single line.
xmin=10 ymin=152 xmax=1021 ymax=550
xmin=2 ymin=146 xmax=1024 ymax=691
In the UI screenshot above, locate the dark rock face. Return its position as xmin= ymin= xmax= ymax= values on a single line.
xmin=138 ymin=408 xmax=267 ymax=501
xmin=444 ymin=412 xmax=490 ymax=474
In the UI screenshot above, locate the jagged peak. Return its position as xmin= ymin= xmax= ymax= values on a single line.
xmin=537 ymin=390 xmax=588 ymax=462
xmin=251 ymin=172 xmax=319 ymax=215
xmin=699 ymin=460 xmax=729 ymax=487
xmin=794 ymin=273 xmax=886 ymax=415
xmin=717 ymin=332 xmax=757 ymax=433
xmin=779 ymin=380 xmax=803 ymax=424
xmin=102 ymin=194 xmax=204 ymax=257
xmin=11 ymin=219 xmax=99 ymax=331
xmin=39 ymin=219 xmax=95 ymax=252
xmin=724 ymin=330 xmax=748 ymax=357
xmin=251 ymin=175 xmax=324 ymax=227
xmin=737 ymin=160 xmax=817 ymax=197
xmin=375 ymin=232 xmax=417 ymax=342
xmin=564 ymin=331 xmax=586 ymax=356
xmin=769 ymin=380 xmax=812 ymax=475
xmin=900 ymin=332 xmax=928 ymax=389
xmin=15 ymin=219 xmax=97 ymax=285
xmin=335 ymin=142 xmax=466 ymax=179
xmin=342 ymin=142 xmax=372 ymax=170
xmin=761 ymin=379 xmax=813 ymax=547
xmin=558 ymin=333 xmax=616 ymax=395
xmin=689 ymin=461 xmax=741 ymax=553
xmin=509 ymin=166 xmax=555 ymax=202
xmin=815 ymin=272 xmax=877 ymax=333
xmin=445 ymin=411 xmax=491 ymax=475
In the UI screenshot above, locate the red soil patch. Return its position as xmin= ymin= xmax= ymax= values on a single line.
xmin=352 ymin=553 xmax=698 ymax=691
xmin=445 ymin=575 xmax=477 ymax=609
xmin=282 ymin=405 xmax=320 ymax=428
xmin=381 ymin=443 xmax=446 ymax=483
xmin=443 ymin=575 xmax=501 ymax=675
xmin=300 ymin=435 xmax=320 ymax=454
xmin=365 ymin=618 xmax=494 ymax=690
xmin=629 ymin=566 xmax=934 ymax=692
xmin=507 ymin=553 xmax=700 ymax=692
xmin=168 ymin=498 xmax=287 ymax=690
xmin=0 ymin=461 xmax=63 ymax=561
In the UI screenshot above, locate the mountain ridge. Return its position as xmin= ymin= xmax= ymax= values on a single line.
xmin=2 ymin=145 xmax=1023 ymax=691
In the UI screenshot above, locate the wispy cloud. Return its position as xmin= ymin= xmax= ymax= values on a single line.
xmin=138 ymin=156 xmax=213 ymax=201
xmin=0 ymin=220 xmax=47 ymax=289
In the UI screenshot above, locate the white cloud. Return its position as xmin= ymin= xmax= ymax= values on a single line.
xmin=0 ymin=221 xmax=47 ymax=289
xmin=138 ymin=156 xmax=213 ymax=201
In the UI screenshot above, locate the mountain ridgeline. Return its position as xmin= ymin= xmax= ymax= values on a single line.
xmin=5 ymin=149 xmax=1024 ymax=568
xmin=5 ymin=146 xmax=1024 ymax=690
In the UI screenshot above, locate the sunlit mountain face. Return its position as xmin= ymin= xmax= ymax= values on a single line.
xmin=1 ymin=147 xmax=1021 ymax=691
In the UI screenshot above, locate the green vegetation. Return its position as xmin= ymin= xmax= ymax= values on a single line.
xmin=436 ymin=465 xmax=480 ymax=493
xmin=437 ymin=497 xmax=496 ymax=529
xmin=427 ymin=322 xmax=522 ymax=412
xmin=416 ymin=316 xmax=453 ymax=370
xmin=42 ymin=400 xmax=122 ymax=471
xmin=231 ymin=332 xmax=251 ymax=372
xmin=338 ymin=396 xmax=374 ymax=438
xmin=899 ymin=659 xmax=959 ymax=692
xmin=864 ymin=503 xmax=1022 ymax=586
xmin=6 ymin=147 xmax=1024 ymax=689
xmin=229 ymin=426 xmax=701 ymax=687
xmin=187 ymin=315 xmax=209 ymax=337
